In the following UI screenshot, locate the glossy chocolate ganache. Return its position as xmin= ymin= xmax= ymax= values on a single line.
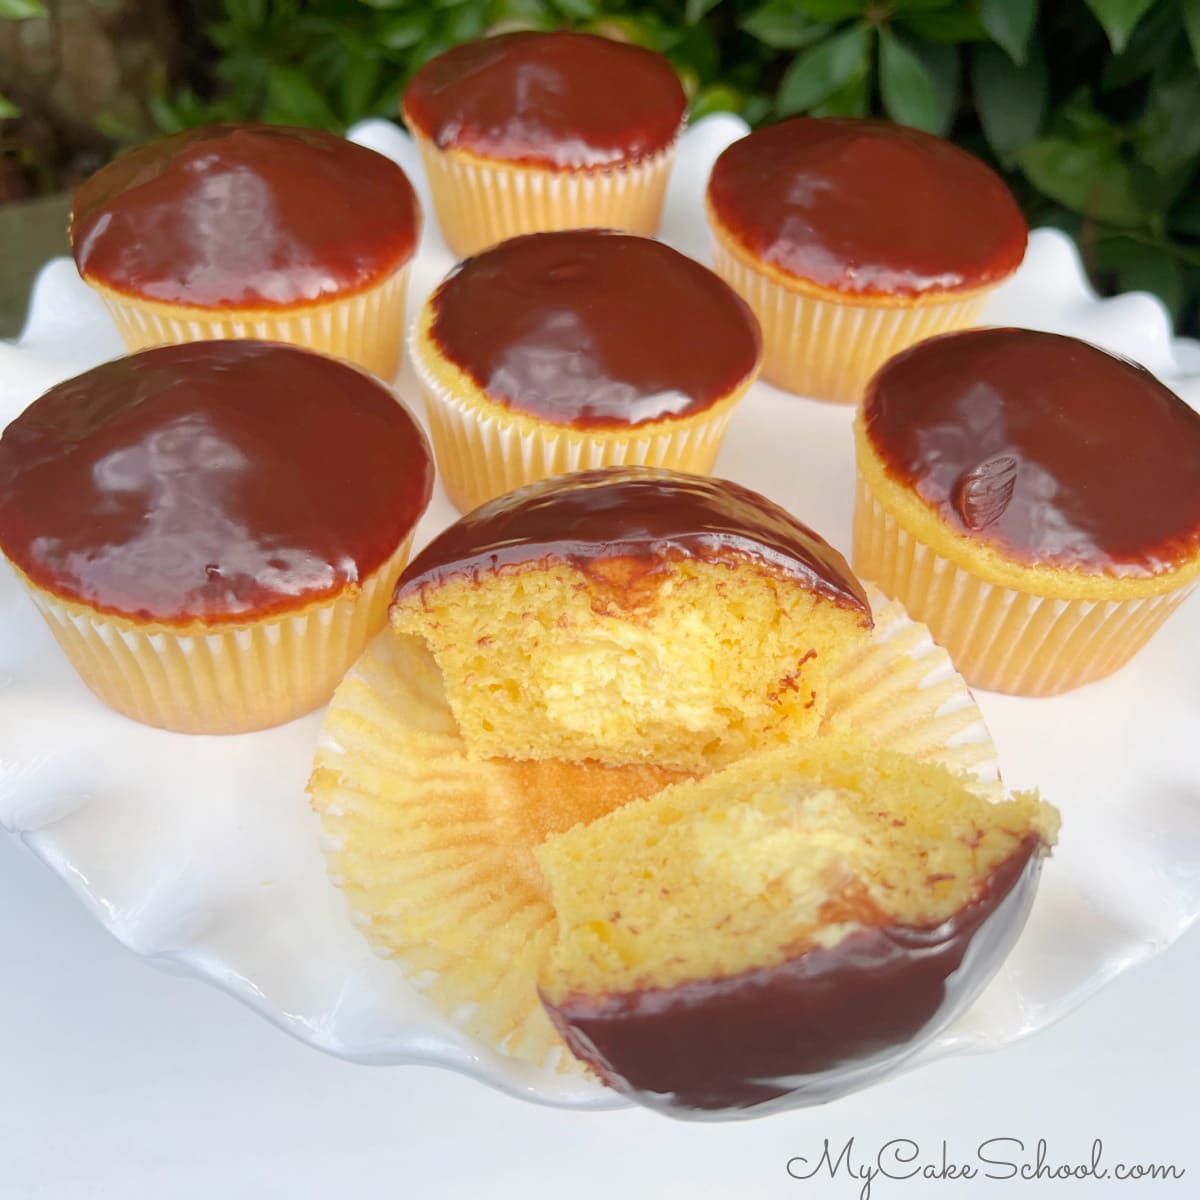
xmin=706 ymin=118 xmax=1026 ymax=297
xmin=426 ymin=231 xmax=762 ymax=428
xmin=543 ymin=836 xmax=1042 ymax=1116
xmin=403 ymin=32 xmax=687 ymax=169
xmin=0 ymin=342 xmax=433 ymax=624
xmin=71 ymin=124 xmax=420 ymax=309
xmin=394 ymin=467 xmax=870 ymax=616
xmin=863 ymin=328 xmax=1200 ymax=575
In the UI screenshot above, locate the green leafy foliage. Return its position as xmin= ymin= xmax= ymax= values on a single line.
xmin=148 ymin=0 xmax=1200 ymax=332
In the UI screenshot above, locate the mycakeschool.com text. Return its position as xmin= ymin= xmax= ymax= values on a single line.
xmin=786 ymin=1138 xmax=1185 ymax=1198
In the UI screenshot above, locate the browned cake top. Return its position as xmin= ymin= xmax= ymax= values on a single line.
xmin=0 ymin=341 xmax=433 ymax=624
xmin=394 ymin=467 xmax=870 ymax=616
xmin=426 ymin=231 xmax=761 ymax=428
xmin=863 ymin=328 xmax=1200 ymax=574
xmin=706 ymin=118 xmax=1026 ymax=297
xmin=71 ymin=124 xmax=420 ymax=309
xmin=403 ymin=32 xmax=686 ymax=168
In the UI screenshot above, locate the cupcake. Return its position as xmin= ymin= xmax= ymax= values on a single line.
xmin=402 ymin=32 xmax=686 ymax=257
xmin=411 ymin=230 xmax=762 ymax=512
xmin=0 ymin=341 xmax=434 ymax=733
xmin=853 ymin=328 xmax=1200 ymax=695
xmin=705 ymin=118 xmax=1027 ymax=404
xmin=535 ymin=737 xmax=1059 ymax=1117
xmin=70 ymin=124 xmax=421 ymax=380
xmin=311 ymin=586 xmax=1008 ymax=1077
xmin=390 ymin=467 xmax=872 ymax=771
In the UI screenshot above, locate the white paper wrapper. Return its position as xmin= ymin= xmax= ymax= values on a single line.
xmin=853 ymin=477 xmax=1197 ymax=695
xmin=14 ymin=535 xmax=414 ymax=734
xmin=710 ymin=236 xmax=990 ymax=404
xmin=89 ymin=265 xmax=412 ymax=381
xmin=411 ymin=132 xmax=678 ymax=258
xmin=308 ymin=586 xmax=1004 ymax=1074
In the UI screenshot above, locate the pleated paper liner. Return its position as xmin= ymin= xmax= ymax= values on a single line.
xmin=410 ymin=132 xmax=678 ymax=259
xmin=86 ymin=265 xmax=412 ymax=382
xmin=308 ymin=587 xmax=1002 ymax=1077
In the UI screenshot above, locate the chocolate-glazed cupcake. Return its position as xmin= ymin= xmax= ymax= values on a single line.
xmin=390 ymin=467 xmax=872 ymax=770
xmin=705 ymin=118 xmax=1026 ymax=403
xmin=412 ymin=230 xmax=763 ymax=512
xmin=70 ymin=124 xmax=421 ymax=380
xmin=0 ymin=341 xmax=433 ymax=732
xmin=402 ymin=32 xmax=686 ymax=256
xmin=535 ymin=737 xmax=1059 ymax=1117
xmin=853 ymin=328 xmax=1200 ymax=695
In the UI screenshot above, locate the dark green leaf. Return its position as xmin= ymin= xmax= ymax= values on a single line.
xmin=776 ymin=23 xmax=871 ymax=115
xmin=878 ymin=28 xmax=956 ymax=134
xmin=440 ymin=5 xmax=488 ymax=43
xmin=810 ymin=63 xmax=869 ymax=117
xmin=972 ymin=42 xmax=1046 ymax=163
xmin=0 ymin=0 xmax=46 ymax=18
xmin=1093 ymin=235 xmax=1185 ymax=319
xmin=552 ymin=0 xmax=599 ymax=19
xmin=1101 ymin=0 xmax=1181 ymax=90
xmin=685 ymin=0 xmax=721 ymax=23
xmin=897 ymin=8 xmax=986 ymax=41
xmin=690 ymin=83 xmax=744 ymax=119
xmin=979 ymin=0 xmax=1036 ymax=64
xmin=1135 ymin=57 xmax=1200 ymax=174
xmin=0 ymin=92 xmax=19 ymax=119
xmin=380 ymin=12 xmax=430 ymax=50
xmin=1018 ymin=137 xmax=1144 ymax=227
xmin=791 ymin=0 xmax=865 ymax=18
xmin=740 ymin=4 xmax=832 ymax=50
xmin=225 ymin=0 xmax=266 ymax=29
xmin=265 ymin=65 xmax=339 ymax=129
xmin=1184 ymin=0 xmax=1200 ymax=70
xmin=339 ymin=51 xmax=384 ymax=124
xmin=891 ymin=0 xmax=957 ymax=9
xmin=1082 ymin=0 xmax=1156 ymax=53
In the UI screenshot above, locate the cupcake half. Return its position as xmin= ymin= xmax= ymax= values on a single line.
xmin=70 ymin=124 xmax=421 ymax=380
xmin=402 ymin=32 xmax=686 ymax=257
xmin=705 ymin=118 xmax=1027 ymax=404
xmin=411 ymin=230 xmax=763 ymax=512
xmin=390 ymin=467 xmax=872 ymax=771
xmin=536 ymin=737 xmax=1058 ymax=1117
xmin=853 ymin=328 xmax=1200 ymax=695
xmin=0 ymin=341 xmax=434 ymax=733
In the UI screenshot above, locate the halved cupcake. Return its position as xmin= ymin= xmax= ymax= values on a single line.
xmin=411 ymin=230 xmax=762 ymax=512
xmin=402 ymin=31 xmax=686 ymax=256
xmin=853 ymin=328 xmax=1200 ymax=694
xmin=390 ymin=467 xmax=872 ymax=770
xmin=70 ymin=124 xmax=421 ymax=380
xmin=0 ymin=341 xmax=433 ymax=733
xmin=536 ymin=737 xmax=1059 ymax=1116
xmin=705 ymin=118 xmax=1026 ymax=404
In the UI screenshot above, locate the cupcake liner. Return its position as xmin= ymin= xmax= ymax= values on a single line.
xmin=853 ymin=477 xmax=1196 ymax=696
xmin=409 ymin=331 xmax=744 ymax=513
xmin=709 ymin=235 xmax=989 ymax=405
xmin=411 ymin=132 xmax=678 ymax=259
xmin=89 ymin=265 xmax=412 ymax=381
xmin=14 ymin=535 xmax=414 ymax=734
xmin=308 ymin=585 xmax=1002 ymax=1074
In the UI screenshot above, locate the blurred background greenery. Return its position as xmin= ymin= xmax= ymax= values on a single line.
xmin=2 ymin=0 xmax=1200 ymax=334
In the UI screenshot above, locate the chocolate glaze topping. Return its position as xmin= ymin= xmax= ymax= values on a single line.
xmin=393 ymin=468 xmax=871 ymax=616
xmin=71 ymin=124 xmax=420 ymax=309
xmin=706 ymin=118 xmax=1026 ymax=297
xmin=542 ymin=836 xmax=1042 ymax=1116
xmin=427 ymin=231 xmax=762 ymax=428
xmin=402 ymin=32 xmax=687 ymax=169
xmin=863 ymin=328 xmax=1200 ymax=574
xmin=0 ymin=342 xmax=433 ymax=624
